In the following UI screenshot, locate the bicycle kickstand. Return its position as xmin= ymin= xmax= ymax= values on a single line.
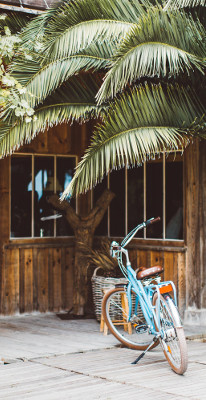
xmin=131 ymin=336 xmax=160 ymax=365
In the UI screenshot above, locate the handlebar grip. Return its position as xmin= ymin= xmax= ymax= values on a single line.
xmin=150 ymin=216 xmax=161 ymax=224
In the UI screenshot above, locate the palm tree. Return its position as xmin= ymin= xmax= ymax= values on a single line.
xmin=0 ymin=0 xmax=205 ymax=190
xmin=0 ymin=0 xmax=205 ymax=314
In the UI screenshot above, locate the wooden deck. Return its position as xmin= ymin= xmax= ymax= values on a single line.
xmin=0 ymin=314 xmax=205 ymax=399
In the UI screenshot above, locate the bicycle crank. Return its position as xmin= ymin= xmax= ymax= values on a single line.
xmin=134 ymin=324 xmax=148 ymax=334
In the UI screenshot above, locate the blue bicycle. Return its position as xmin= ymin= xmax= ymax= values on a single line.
xmin=102 ymin=217 xmax=188 ymax=375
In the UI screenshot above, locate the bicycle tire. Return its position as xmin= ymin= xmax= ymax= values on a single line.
xmin=102 ymin=287 xmax=159 ymax=350
xmin=153 ymin=293 xmax=188 ymax=374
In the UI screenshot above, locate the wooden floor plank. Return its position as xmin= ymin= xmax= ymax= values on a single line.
xmin=0 ymin=314 xmax=205 ymax=399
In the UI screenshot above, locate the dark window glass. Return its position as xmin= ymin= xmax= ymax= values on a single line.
xmin=110 ymin=169 xmax=125 ymax=237
xmin=34 ymin=157 xmax=54 ymax=237
xmin=11 ymin=157 xmax=32 ymax=238
xmin=93 ymin=176 xmax=108 ymax=236
xmin=166 ymin=156 xmax=183 ymax=239
xmin=127 ymin=167 xmax=144 ymax=237
xmin=56 ymin=157 xmax=76 ymax=236
xmin=146 ymin=159 xmax=163 ymax=238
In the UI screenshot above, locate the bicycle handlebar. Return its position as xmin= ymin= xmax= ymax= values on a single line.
xmin=148 ymin=216 xmax=161 ymax=225
xmin=120 ymin=216 xmax=161 ymax=248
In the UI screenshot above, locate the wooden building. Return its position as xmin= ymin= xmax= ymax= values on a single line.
xmin=0 ymin=119 xmax=205 ymax=323
xmin=0 ymin=0 xmax=205 ymax=323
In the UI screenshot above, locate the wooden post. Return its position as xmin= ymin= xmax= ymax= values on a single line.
xmin=184 ymin=139 xmax=206 ymax=322
xmin=184 ymin=140 xmax=200 ymax=309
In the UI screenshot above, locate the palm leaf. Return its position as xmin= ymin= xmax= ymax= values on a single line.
xmin=4 ymin=50 xmax=110 ymax=121
xmin=62 ymin=83 xmax=205 ymax=198
xmin=0 ymin=76 xmax=107 ymax=158
xmin=39 ymin=0 xmax=147 ymax=60
xmin=0 ymin=12 xmax=30 ymax=34
xmin=20 ymin=0 xmax=143 ymax=58
xmin=42 ymin=20 xmax=133 ymax=61
xmin=164 ymin=0 xmax=206 ymax=9
xmin=10 ymin=36 xmax=116 ymax=87
xmin=20 ymin=2 xmax=66 ymax=49
xmin=97 ymin=9 xmax=206 ymax=103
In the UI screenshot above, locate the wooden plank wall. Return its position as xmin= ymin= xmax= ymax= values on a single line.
xmin=1 ymin=245 xmax=74 ymax=315
xmin=1 ymin=243 xmax=186 ymax=317
xmin=129 ymin=247 xmax=186 ymax=317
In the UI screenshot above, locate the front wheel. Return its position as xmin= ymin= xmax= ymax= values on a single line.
xmin=153 ymin=293 xmax=188 ymax=374
xmin=102 ymin=287 xmax=158 ymax=350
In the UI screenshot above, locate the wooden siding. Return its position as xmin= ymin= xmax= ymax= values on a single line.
xmin=1 ymin=244 xmax=74 ymax=315
xmin=128 ymin=246 xmax=186 ymax=317
xmin=184 ymin=140 xmax=206 ymax=310
xmin=1 ymin=241 xmax=186 ymax=316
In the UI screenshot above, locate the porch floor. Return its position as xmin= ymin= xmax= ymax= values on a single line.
xmin=0 ymin=313 xmax=205 ymax=399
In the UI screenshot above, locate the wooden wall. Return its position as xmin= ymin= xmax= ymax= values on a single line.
xmin=184 ymin=139 xmax=206 ymax=311
xmin=128 ymin=245 xmax=186 ymax=317
xmin=1 ymin=243 xmax=74 ymax=315
xmin=0 ymin=241 xmax=186 ymax=316
xmin=0 ymin=123 xmax=204 ymax=317
xmin=0 ymin=121 xmax=92 ymax=315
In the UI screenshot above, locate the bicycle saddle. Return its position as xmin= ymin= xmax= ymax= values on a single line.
xmin=137 ymin=265 xmax=164 ymax=280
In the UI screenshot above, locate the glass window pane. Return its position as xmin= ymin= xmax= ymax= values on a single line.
xmin=56 ymin=157 xmax=76 ymax=236
xmin=127 ymin=167 xmax=144 ymax=237
xmin=11 ymin=156 xmax=32 ymax=238
xmin=34 ymin=157 xmax=54 ymax=237
xmin=166 ymin=155 xmax=183 ymax=239
xmin=146 ymin=158 xmax=163 ymax=238
xmin=110 ymin=169 xmax=125 ymax=237
xmin=93 ymin=176 xmax=108 ymax=236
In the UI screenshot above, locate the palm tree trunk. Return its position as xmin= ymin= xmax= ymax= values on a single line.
xmin=47 ymin=189 xmax=115 ymax=315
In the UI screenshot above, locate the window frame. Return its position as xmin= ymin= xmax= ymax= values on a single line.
xmin=92 ymin=151 xmax=184 ymax=242
xmin=10 ymin=153 xmax=78 ymax=240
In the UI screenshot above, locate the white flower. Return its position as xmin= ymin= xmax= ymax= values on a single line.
xmin=19 ymin=99 xmax=29 ymax=108
xmin=25 ymin=116 xmax=32 ymax=123
xmin=18 ymin=87 xmax=27 ymax=94
xmin=15 ymin=108 xmax=25 ymax=117
xmin=24 ymin=54 xmax=33 ymax=61
xmin=2 ymin=75 xmax=16 ymax=87
xmin=26 ymin=108 xmax=35 ymax=116
xmin=33 ymin=115 xmax=38 ymax=121
xmin=4 ymin=26 xmax=11 ymax=36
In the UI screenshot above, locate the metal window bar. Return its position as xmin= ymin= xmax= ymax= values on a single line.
xmin=54 ymin=155 xmax=57 ymax=237
xmin=31 ymin=155 xmax=34 ymax=238
xmin=163 ymin=152 xmax=166 ymax=240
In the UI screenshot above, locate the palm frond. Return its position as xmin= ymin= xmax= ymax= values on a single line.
xmin=43 ymin=20 xmax=133 ymax=61
xmin=97 ymin=9 xmax=206 ymax=103
xmin=0 ymin=12 xmax=30 ymax=34
xmin=62 ymin=84 xmax=205 ymax=198
xmin=20 ymin=1 xmax=67 ymax=49
xmin=10 ymin=36 xmax=114 ymax=86
xmin=164 ymin=0 xmax=206 ymax=9
xmin=42 ymin=0 xmax=144 ymax=55
xmin=20 ymin=0 xmax=143 ymax=58
xmin=4 ymin=51 xmax=110 ymax=121
xmin=0 ymin=76 xmax=107 ymax=158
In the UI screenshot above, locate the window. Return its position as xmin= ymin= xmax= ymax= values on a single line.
xmin=11 ymin=154 xmax=76 ymax=238
xmin=93 ymin=153 xmax=183 ymax=240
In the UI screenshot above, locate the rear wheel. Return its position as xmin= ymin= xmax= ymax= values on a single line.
xmin=153 ymin=293 xmax=188 ymax=374
xmin=102 ymin=287 xmax=158 ymax=350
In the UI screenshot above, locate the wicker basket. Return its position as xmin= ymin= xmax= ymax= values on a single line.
xmin=91 ymin=267 xmax=128 ymax=321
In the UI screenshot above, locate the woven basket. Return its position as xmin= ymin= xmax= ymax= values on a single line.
xmin=91 ymin=267 xmax=128 ymax=321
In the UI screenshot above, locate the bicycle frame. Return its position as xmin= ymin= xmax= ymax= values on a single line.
xmin=110 ymin=218 xmax=178 ymax=339
xmin=126 ymin=262 xmax=177 ymax=337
